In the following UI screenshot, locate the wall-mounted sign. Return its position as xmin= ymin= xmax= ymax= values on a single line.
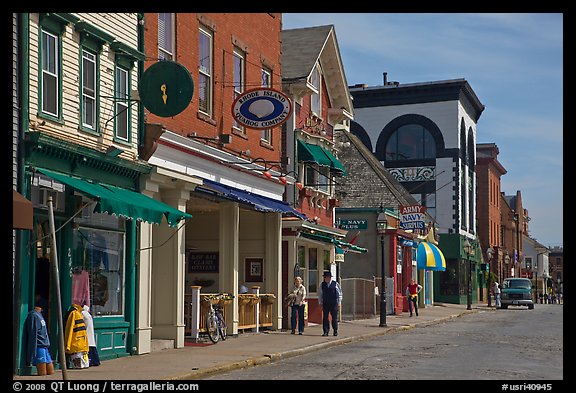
xmin=231 ymin=88 xmax=292 ymax=129
xmin=245 ymin=258 xmax=263 ymax=282
xmin=188 ymin=251 xmax=218 ymax=273
xmin=339 ymin=219 xmax=368 ymax=230
xmin=399 ymin=205 xmax=426 ymax=230
xmin=139 ymin=60 xmax=194 ymax=117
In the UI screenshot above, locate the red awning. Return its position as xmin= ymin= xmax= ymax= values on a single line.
xmin=13 ymin=190 xmax=33 ymax=230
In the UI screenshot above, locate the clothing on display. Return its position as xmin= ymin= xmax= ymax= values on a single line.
xmin=71 ymin=269 xmax=90 ymax=307
xmin=81 ymin=305 xmax=100 ymax=366
xmin=65 ymin=303 xmax=89 ymax=369
xmin=25 ymin=307 xmax=51 ymax=366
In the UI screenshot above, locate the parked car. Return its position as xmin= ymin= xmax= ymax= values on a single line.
xmin=500 ymin=277 xmax=534 ymax=309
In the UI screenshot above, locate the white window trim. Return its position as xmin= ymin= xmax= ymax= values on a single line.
xmin=158 ymin=13 xmax=174 ymax=61
xmin=81 ymin=49 xmax=97 ymax=130
xmin=115 ymin=66 xmax=129 ymax=141
xmin=198 ymin=26 xmax=213 ymax=116
xmin=41 ymin=29 xmax=59 ymax=118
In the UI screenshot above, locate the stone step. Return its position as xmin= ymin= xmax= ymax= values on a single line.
xmin=150 ymin=339 xmax=174 ymax=352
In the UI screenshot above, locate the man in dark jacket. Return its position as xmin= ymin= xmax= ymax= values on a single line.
xmin=318 ymin=270 xmax=342 ymax=336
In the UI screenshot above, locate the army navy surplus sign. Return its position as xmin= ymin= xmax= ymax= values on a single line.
xmin=231 ymin=88 xmax=292 ymax=129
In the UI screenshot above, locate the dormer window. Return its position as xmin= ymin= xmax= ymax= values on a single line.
xmin=310 ymin=64 xmax=321 ymax=117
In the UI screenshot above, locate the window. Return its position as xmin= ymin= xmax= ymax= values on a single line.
xmin=323 ymin=250 xmax=330 ymax=272
xmin=115 ymin=66 xmax=129 ymax=141
xmin=81 ymin=49 xmax=97 ymax=130
xmin=385 ymin=124 xmax=436 ymax=161
xmin=232 ymin=48 xmax=245 ymax=132
xmin=260 ymin=67 xmax=272 ymax=143
xmin=41 ymin=29 xmax=59 ymax=117
xmin=198 ymin=26 xmax=213 ymax=116
xmin=310 ymin=65 xmax=321 ymax=117
xmin=158 ymin=13 xmax=174 ymax=61
xmin=72 ymin=209 xmax=126 ymax=317
xmin=304 ymin=164 xmax=331 ymax=194
xmin=308 ymin=248 xmax=318 ymax=293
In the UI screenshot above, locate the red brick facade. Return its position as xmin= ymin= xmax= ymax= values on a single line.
xmin=142 ymin=13 xmax=283 ymax=165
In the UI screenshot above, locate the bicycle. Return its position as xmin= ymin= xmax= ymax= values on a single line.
xmin=205 ymin=300 xmax=227 ymax=343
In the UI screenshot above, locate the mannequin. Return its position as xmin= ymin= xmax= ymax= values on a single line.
xmin=25 ymin=306 xmax=54 ymax=376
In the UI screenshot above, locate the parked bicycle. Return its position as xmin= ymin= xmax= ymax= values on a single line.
xmin=205 ymin=299 xmax=227 ymax=343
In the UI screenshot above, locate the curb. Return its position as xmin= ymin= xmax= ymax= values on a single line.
xmin=174 ymin=309 xmax=476 ymax=380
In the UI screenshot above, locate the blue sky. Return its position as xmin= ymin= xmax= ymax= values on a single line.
xmin=282 ymin=13 xmax=563 ymax=248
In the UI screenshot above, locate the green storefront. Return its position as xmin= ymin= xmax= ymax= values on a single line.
xmin=434 ymin=233 xmax=484 ymax=305
xmin=14 ymin=132 xmax=190 ymax=375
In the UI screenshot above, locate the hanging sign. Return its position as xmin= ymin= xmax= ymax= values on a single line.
xmin=139 ymin=60 xmax=194 ymax=117
xmin=399 ymin=204 xmax=426 ymax=230
xmin=231 ymin=88 xmax=292 ymax=129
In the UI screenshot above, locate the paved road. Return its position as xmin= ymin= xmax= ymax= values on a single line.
xmin=205 ymin=304 xmax=563 ymax=380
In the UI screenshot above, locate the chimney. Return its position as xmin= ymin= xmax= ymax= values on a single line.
xmin=383 ymin=72 xmax=388 ymax=85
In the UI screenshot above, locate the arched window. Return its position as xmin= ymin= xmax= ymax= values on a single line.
xmin=460 ymin=120 xmax=467 ymax=229
xmin=385 ymin=124 xmax=436 ymax=161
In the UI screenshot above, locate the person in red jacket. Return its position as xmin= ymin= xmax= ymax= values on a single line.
xmin=406 ymin=279 xmax=423 ymax=317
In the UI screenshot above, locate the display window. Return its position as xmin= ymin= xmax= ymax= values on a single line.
xmin=72 ymin=198 xmax=126 ymax=317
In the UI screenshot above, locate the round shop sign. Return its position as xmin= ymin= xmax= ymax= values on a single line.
xmin=231 ymin=88 xmax=292 ymax=129
xmin=139 ymin=60 xmax=194 ymax=118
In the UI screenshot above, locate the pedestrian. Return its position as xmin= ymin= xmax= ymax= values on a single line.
xmin=405 ymin=279 xmax=422 ymax=317
xmin=289 ymin=276 xmax=306 ymax=335
xmin=493 ymin=281 xmax=501 ymax=308
xmin=318 ymin=270 xmax=342 ymax=336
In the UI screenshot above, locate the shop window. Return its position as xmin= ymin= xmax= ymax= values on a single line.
xmin=72 ymin=206 xmax=125 ymax=317
xmin=308 ymin=248 xmax=318 ymax=293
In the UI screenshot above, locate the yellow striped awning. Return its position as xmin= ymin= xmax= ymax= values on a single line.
xmin=417 ymin=242 xmax=446 ymax=271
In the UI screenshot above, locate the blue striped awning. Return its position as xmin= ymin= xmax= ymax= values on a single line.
xmin=417 ymin=242 xmax=446 ymax=271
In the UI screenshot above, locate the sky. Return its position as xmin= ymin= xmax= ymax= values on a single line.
xmin=282 ymin=13 xmax=563 ymax=249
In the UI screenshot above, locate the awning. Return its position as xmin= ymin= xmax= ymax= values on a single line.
xmin=300 ymin=232 xmax=367 ymax=253
xmin=36 ymin=168 xmax=192 ymax=227
xmin=417 ymin=242 xmax=446 ymax=271
xmin=297 ymin=140 xmax=346 ymax=175
xmin=197 ymin=179 xmax=307 ymax=220
xmin=13 ymin=190 xmax=33 ymax=230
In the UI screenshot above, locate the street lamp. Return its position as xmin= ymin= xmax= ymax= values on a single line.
xmin=486 ymin=247 xmax=493 ymax=307
xmin=376 ymin=207 xmax=388 ymax=327
xmin=463 ymin=238 xmax=475 ymax=310
xmin=513 ymin=213 xmax=521 ymax=278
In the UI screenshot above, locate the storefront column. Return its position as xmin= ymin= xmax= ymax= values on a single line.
xmin=151 ymin=188 xmax=189 ymax=348
xmin=135 ymin=220 xmax=153 ymax=354
xmin=219 ymin=202 xmax=239 ymax=335
xmin=264 ymin=213 xmax=282 ymax=329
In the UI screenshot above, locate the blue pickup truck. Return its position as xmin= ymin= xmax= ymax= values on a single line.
xmin=500 ymin=277 xmax=534 ymax=309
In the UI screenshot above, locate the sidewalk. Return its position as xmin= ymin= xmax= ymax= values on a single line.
xmin=13 ymin=303 xmax=488 ymax=381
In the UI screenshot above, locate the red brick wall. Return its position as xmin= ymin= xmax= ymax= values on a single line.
xmin=142 ymin=13 xmax=283 ymax=165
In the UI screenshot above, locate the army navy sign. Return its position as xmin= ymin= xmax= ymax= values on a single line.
xmin=232 ymin=88 xmax=292 ymax=129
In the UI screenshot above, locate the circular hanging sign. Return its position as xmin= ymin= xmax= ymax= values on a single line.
xmin=139 ymin=60 xmax=194 ymax=118
xmin=231 ymin=88 xmax=292 ymax=129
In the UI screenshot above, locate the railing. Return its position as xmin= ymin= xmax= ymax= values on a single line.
xmin=185 ymin=287 xmax=276 ymax=338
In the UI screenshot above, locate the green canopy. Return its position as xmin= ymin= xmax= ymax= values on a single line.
xmin=297 ymin=140 xmax=346 ymax=175
xmin=36 ymin=168 xmax=191 ymax=227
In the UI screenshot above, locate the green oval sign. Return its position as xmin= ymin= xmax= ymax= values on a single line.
xmin=139 ymin=61 xmax=194 ymax=117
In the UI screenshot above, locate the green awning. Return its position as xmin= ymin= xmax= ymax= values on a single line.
xmin=36 ymin=168 xmax=191 ymax=227
xmin=300 ymin=232 xmax=367 ymax=253
xmin=297 ymin=140 xmax=346 ymax=175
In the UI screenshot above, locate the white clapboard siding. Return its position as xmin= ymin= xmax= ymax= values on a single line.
xmin=28 ymin=13 xmax=140 ymax=161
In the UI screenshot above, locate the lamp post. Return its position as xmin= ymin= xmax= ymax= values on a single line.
xmin=513 ymin=213 xmax=521 ymax=277
xmin=376 ymin=208 xmax=388 ymax=327
xmin=464 ymin=238 xmax=475 ymax=310
xmin=486 ymin=247 xmax=493 ymax=307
